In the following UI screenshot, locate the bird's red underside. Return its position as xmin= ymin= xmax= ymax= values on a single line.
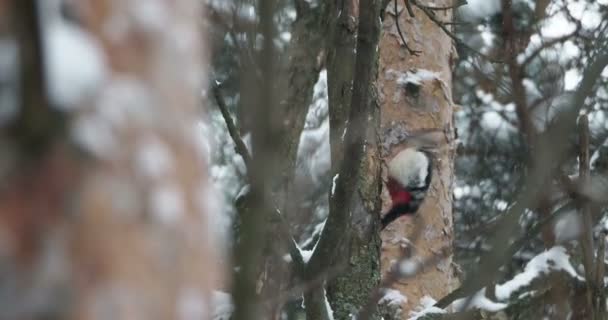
xmin=387 ymin=178 xmax=411 ymax=206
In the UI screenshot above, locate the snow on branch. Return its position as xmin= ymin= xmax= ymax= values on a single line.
xmin=494 ymin=246 xmax=581 ymax=300
xmin=451 ymin=289 xmax=506 ymax=312
xmin=407 ymin=247 xmax=582 ymax=318
xmin=408 ymin=296 xmax=446 ymax=320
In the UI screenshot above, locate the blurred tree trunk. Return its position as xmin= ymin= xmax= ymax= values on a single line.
xmin=261 ymin=3 xmax=332 ymax=318
xmin=377 ymin=0 xmax=457 ymax=316
xmin=227 ymin=2 xmax=333 ymax=319
xmin=0 ymin=1 xmax=219 ymax=319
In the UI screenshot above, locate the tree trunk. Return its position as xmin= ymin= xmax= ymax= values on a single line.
xmin=229 ymin=2 xmax=333 ymax=319
xmin=262 ymin=3 xmax=332 ymax=318
xmin=377 ymin=0 xmax=457 ymax=316
xmin=0 ymin=1 xmax=218 ymax=319
xmin=304 ymin=1 xmax=385 ymax=319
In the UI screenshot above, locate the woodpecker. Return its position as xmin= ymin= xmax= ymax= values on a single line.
xmin=381 ymin=148 xmax=432 ymax=229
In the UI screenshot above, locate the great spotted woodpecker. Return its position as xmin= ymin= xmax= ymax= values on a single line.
xmin=381 ymin=148 xmax=432 ymax=229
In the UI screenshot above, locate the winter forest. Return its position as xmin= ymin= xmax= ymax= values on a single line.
xmin=0 ymin=0 xmax=607 ymax=319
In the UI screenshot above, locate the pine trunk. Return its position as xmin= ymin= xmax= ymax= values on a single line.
xmin=1 ymin=1 xmax=218 ymax=319
xmin=377 ymin=0 xmax=457 ymax=316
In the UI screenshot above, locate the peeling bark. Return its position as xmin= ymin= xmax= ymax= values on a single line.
xmin=377 ymin=0 xmax=457 ymax=316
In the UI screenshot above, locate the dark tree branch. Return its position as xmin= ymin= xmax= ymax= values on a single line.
xmin=578 ymin=114 xmax=596 ymax=316
xmin=213 ymin=85 xmax=253 ymax=169
xmin=212 ymin=84 xmax=307 ymax=280
xmin=520 ymin=32 xmax=578 ymax=67
xmin=306 ymin=0 xmax=383 ymax=318
xmin=307 ymin=0 xmax=370 ymax=317
xmin=230 ymin=0 xmax=280 ymax=317
xmin=326 ymin=0 xmax=358 ymax=176
xmin=403 ymin=0 xmax=415 ymax=17
xmin=218 ymin=2 xmax=333 ymax=318
xmin=311 ymin=0 xmax=379 ymax=268
xmin=503 ymin=0 xmax=560 ymax=247
xmin=11 ymin=0 xmax=65 ymax=157
xmin=502 ymin=0 xmax=537 ymax=161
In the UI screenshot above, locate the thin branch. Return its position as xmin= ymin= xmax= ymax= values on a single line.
xmin=212 ymin=85 xmax=307 ymax=277
xmin=392 ymin=0 xmax=421 ymax=55
xmin=403 ymin=0 xmax=415 ymax=17
xmin=436 ymin=200 xmax=575 ymax=308
xmin=212 ymin=85 xmax=253 ymax=168
xmin=502 ymin=0 xmax=536 ymax=157
xmin=520 ymin=32 xmax=578 ymax=67
xmin=442 ymin=21 xmax=470 ymax=26
xmin=410 ymin=0 xmax=502 ymax=63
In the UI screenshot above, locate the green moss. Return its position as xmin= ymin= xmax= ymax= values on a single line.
xmin=327 ymin=236 xmax=382 ymax=319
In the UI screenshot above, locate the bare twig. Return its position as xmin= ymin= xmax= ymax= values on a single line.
xmin=503 ymin=2 xmax=535 ymax=149
xmin=212 ymin=85 xmax=253 ymax=168
xmin=503 ymin=0 xmax=560 ymax=247
xmin=410 ymin=0 xmax=502 ymax=63
xmin=520 ymin=32 xmax=578 ymax=67
xmin=403 ymin=0 xmax=416 ymax=17
xmin=391 ymin=0 xmax=421 ymax=55
xmin=212 ymin=85 xmax=307 ymax=278
xmin=442 ymin=21 xmax=470 ymax=26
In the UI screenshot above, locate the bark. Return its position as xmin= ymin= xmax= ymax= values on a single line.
xmin=230 ymin=2 xmax=333 ymax=318
xmin=305 ymin=0 xmax=385 ymax=319
xmin=0 ymin=1 xmax=218 ymax=319
xmin=327 ymin=0 xmax=358 ymax=174
xmin=377 ymin=0 xmax=457 ymax=316
xmin=277 ymin=3 xmax=330 ymax=189
xmin=271 ymin=2 xmax=333 ymax=310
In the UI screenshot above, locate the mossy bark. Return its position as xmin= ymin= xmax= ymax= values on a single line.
xmin=315 ymin=1 xmax=386 ymax=319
